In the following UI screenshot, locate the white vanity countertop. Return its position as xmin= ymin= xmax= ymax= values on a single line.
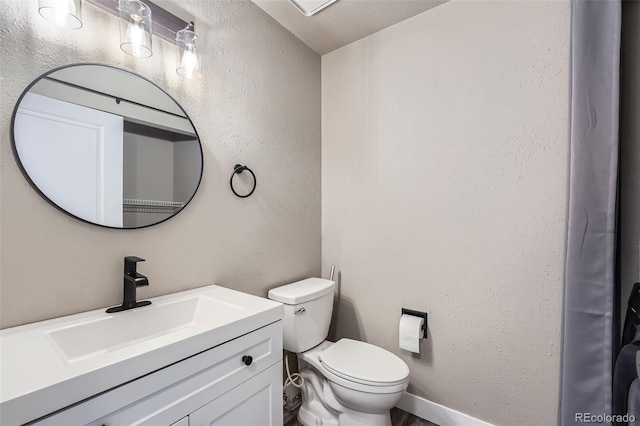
xmin=0 ymin=284 xmax=283 ymax=425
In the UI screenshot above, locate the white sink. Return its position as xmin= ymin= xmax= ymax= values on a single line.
xmin=1 ymin=285 xmax=283 ymax=425
xmin=47 ymin=296 xmax=243 ymax=362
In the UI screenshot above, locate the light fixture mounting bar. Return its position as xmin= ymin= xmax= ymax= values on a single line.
xmin=84 ymin=0 xmax=189 ymax=44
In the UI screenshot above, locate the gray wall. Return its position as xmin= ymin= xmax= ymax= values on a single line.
xmin=321 ymin=2 xmax=570 ymax=425
xmin=123 ymin=131 xmax=174 ymax=204
xmin=620 ymin=0 xmax=640 ymax=319
xmin=123 ymin=128 xmax=175 ymax=228
xmin=174 ymin=138 xmax=201 ymax=203
xmin=0 ymin=0 xmax=321 ymax=328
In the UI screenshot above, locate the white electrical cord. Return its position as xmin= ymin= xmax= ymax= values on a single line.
xmin=284 ymin=352 xmax=304 ymax=388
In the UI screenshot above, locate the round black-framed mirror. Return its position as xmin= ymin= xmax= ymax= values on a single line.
xmin=11 ymin=63 xmax=203 ymax=229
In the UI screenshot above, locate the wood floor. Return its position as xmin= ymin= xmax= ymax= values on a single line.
xmin=390 ymin=407 xmax=438 ymax=426
xmin=284 ymin=407 xmax=437 ymax=426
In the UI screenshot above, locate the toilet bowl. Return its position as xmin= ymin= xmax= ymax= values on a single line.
xmin=268 ymin=278 xmax=410 ymax=426
xmin=298 ymin=340 xmax=409 ymax=425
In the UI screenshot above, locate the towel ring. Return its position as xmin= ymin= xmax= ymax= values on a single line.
xmin=230 ymin=164 xmax=256 ymax=198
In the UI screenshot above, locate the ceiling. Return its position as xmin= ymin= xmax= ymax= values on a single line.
xmin=251 ymin=0 xmax=447 ymax=55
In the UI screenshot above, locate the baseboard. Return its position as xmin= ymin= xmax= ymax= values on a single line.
xmin=396 ymin=392 xmax=494 ymax=426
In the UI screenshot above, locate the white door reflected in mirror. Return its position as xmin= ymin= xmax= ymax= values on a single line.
xmin=15 ymin=92 xmax=124 ymax=227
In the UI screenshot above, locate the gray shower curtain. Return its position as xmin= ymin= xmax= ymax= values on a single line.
xmin=560 ymin=1 xmax=621 ymax=425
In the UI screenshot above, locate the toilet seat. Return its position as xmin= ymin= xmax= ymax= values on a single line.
xmin=319 ymin=339 xmax=410 ymax=387
xmin=300 ymin=339 xmax=409 ymax=394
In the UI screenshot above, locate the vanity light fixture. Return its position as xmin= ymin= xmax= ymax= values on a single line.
xmin=176 ymin=22 xmax=202 ymax=80
xmin=118 ymin=0 xmax=153 ymax=58
xmin=38 ymin=0 xmax=83 ymax=29
xmin=38 ymin=0 xmax=202 ymax=77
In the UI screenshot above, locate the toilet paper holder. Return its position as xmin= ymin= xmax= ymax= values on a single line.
xmin=401 ymin=308 xmax=428 ymax=339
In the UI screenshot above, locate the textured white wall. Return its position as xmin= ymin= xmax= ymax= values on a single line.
xmin=620 ymin=0 xmax=640 ymax=318
xmin=0 ymin=0 xmax=321 ymax=328
xmin=321 ymin=2 xmax=570 ymax=425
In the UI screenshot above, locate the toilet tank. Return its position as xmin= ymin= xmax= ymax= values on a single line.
xmin=268 ymin=278 xmax=336 ymax=353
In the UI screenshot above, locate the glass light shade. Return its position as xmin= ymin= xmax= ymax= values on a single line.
xmin=118 ymin=0 xmax=152 ymax=58
xmin=38 ymin=0 xmax=82 ymax=29
xmin=176 ymin=27 xmax=202 ymax=80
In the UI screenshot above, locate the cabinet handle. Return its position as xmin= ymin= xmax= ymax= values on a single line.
xmin=242 ymin=355 xmax=253 ymax=366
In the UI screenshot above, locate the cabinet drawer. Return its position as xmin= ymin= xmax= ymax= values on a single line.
xmin=36 ymin=321 xmax=282 ymax=426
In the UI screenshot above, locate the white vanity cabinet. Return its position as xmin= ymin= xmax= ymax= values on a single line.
xmin=1 ymin=286 xmax=285 ymax=426
xmin=35 ymin=322 xmax=283 ymax=426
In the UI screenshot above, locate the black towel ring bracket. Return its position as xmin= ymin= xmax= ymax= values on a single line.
xmin=230 ymin=164 xmax=256 ymax=198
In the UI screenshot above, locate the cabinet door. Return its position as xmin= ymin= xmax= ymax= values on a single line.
xmin=189 ymin=363 xmax=282 ymax=426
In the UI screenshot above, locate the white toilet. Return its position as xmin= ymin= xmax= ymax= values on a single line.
xmin=268 ymin=278 xmax=409 ymax=426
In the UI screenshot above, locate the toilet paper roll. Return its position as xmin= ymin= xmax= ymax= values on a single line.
xmin=399 ymin=314 xmax=424 ymax=353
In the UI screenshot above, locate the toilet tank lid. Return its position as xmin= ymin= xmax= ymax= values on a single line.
xmin=268 ymin=278 xmax=336 ymax=304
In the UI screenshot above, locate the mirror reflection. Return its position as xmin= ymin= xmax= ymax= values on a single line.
xmin=12 ymin=64 xmax=203 ymax=229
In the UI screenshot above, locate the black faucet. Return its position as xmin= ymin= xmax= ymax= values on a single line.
xmin=106 ymin=257 xmax=152 ymax=313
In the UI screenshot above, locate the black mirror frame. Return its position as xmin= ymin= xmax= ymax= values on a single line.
xmin=10 ymin=62 xmax=204 ymax=230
